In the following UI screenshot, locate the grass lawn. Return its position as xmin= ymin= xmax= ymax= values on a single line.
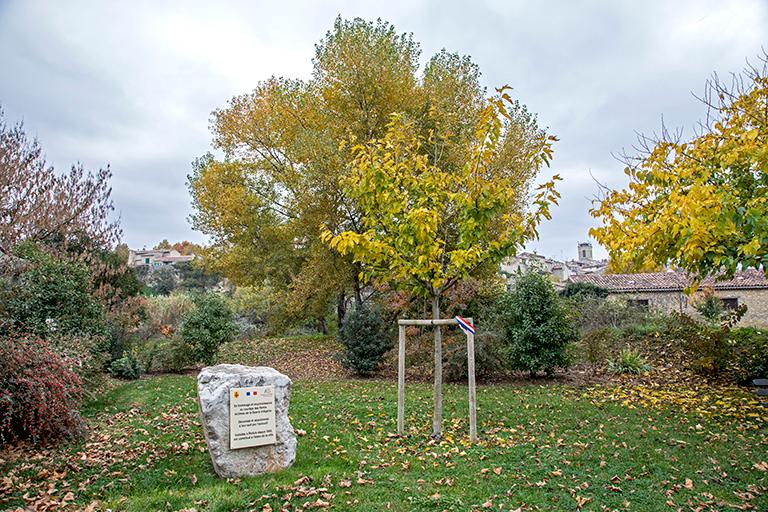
xmin=1 ymin=375 xmax=766 ymax=511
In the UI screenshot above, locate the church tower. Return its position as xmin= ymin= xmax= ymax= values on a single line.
xmin=577 ymin=241 xmax=593 ymax=261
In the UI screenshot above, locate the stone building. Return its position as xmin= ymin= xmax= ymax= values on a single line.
xmin=127 ymin=248 xmax=195 ymax=268
xmin=568 ymin=270 xmax=768 ymax=327
xmin=501 ymin=241 xmax=608 ymax=288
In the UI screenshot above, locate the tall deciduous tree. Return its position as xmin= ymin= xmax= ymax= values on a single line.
xmin=188 ymin=17 xmax=511 ymax=330
xmin=591 ymin=54 xmax=768 ymax=281
xmin=322 ymin=89 xmax=560 ymax=436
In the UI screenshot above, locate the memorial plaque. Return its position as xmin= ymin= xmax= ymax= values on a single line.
xmin=229 ymin=385 xmax=277 ymax=449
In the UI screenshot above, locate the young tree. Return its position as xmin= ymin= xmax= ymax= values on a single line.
xmin=338 ymin=305 xmax=391 ymax=376
xmin=591 ymin=54 xmax=768 ymax=281
xmin=322 ymin=89 xmax=560 ymax=436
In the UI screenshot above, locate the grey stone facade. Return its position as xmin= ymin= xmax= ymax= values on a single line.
xmin=569 ymin=270 xmax=768 ymax=327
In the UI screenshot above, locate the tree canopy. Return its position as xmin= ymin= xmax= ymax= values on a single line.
xmin=188 ymin=17 xmax=549 ymax=329
xmin=591 ymin=55 xmax=768 ymax=281
xmin=321 ymin=89 xmax=560 ymax=302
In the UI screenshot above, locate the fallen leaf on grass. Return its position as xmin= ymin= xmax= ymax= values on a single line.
xmin=575 ymin=495 xmax=591 ymax=509
xmin=294 ymin=475 xmax=311 ymax=486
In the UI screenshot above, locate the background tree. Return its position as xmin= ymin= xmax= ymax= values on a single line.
xmin=591 ymin=54 xmax=768 ymax=281
xmin=0 ymin=107 xmax=135 ymax=308
xmin=189 ymin=17 xmax=515 ymax=332
xmin=322 ymin=90 xmax=560 ymax=436
xmin=154 ymin=239 xmax=202 ymax=256
xmin=0 ymin=107 xmax=120 ymax=254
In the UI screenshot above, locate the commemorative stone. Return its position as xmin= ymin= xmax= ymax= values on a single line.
xmin=197 ymin=364 xmax=297 ymax=478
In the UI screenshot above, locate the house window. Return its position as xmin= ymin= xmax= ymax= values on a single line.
xmin=721 ymin=298 xmax=738 ymax=310
xmin=144 ymin=258 xmax=150 ymax=264
xmin=627 ymin=299 xmax=650 ymax=310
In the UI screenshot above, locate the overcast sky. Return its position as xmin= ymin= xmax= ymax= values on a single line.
xmin=1 ymin=1 xmax=766 ymax=260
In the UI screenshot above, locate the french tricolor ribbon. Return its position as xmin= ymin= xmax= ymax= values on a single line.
xmin=455 ymin=315 xmax=475 ymax=335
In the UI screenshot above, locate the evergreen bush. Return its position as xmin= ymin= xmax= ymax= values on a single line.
xmin=338 ymin=305 xmax=392 ymax=376
xmin=108 ymin=354 xmax=142 ymax=380
xmin=181 ymin=293 xmax=237 ymax=365
xmin=500 ymin=271 xmax=577 ymax=376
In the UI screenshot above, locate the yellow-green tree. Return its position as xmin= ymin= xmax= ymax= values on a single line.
xmin=189 ymin=18 xmax=497 ymax=330
xmin=322 ymin=89 xmax=560 ymax=436
xmin=591 ymin=55 xmax=768 ymax=281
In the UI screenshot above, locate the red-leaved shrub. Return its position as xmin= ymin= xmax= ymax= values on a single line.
xmin=0 ymin=334 xmax=84 ymax=444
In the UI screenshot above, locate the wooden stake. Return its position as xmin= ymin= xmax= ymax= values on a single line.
xmin=397 ymin=324 xmax=405 ymax=435
xmin=396 ymin=316 xmax=479 ymax=442
xmin=432 ymin=296 xmax=442 ymax=438
xmin=466 ymin=323 xmax=477 ymax=443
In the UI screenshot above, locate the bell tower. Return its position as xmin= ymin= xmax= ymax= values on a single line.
xmin=577 ymin=241 xmax=593 ymax=261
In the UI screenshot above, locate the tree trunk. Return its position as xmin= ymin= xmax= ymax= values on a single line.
xmin=353 ymin=268 xmax=363 ymax=306
xmin=432 ymin=294 xmax=442 ymax=438
xmin=317 ymin=317 xmax=328 ymax=335
xmin=336 ymin=291 xmax=347 ymax=331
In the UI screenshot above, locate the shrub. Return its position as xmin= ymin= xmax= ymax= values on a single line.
xmin=0 ymin=334 xmax=84 ymax=444
xmin=3 ymin=243 xmax=106 ymax=338
xmin=338 ymin=305 xmax=392 ymax=376
xmin=500 ymin=272 xmax=578 ymax=376
xmin=48 ymin=334 xmax=109 ymax=397
xmin=578 ymin=327 xmax=621 ymax=370
xmin=622 ymin=312 xmax=668 ymax=338
xmin=666 ymin=313 xmax=732 ymax=376
xmin=181 ymin=293 xmax=237 ymax=365
xmin=560 ymin=282 xmax=609 ymax=300
xmin=138 ymin=338 xmax=195 ymax=373
xmin=570 ymin=296 xmax=647 ymax=334
xmin=105 ymin=296 xmax=146 ymax=361
xmin=444 ymin=331 xmax=504 ymax=382
xmin=607 ymin=347 xmax=652 ymax=374
xmin=108 ymin=354 xmax=142 ymax=380
xmin=729 ymin=328 xmax=768 ymax=383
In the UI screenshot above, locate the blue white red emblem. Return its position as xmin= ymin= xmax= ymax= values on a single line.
xmin=455 ymin=316 xmax=475 ymax=335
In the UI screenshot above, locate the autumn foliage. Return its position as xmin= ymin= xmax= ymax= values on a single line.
xmin=0 ymin=334 xmax=84 ymax=444
xmin=591 ymin=54 xmax=768 ymax=280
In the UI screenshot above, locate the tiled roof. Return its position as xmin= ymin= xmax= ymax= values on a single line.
xmin=568 ymin=269 xmax=768 ymax=292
